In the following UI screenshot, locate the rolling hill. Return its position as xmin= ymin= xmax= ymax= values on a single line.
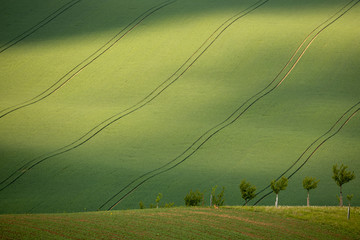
xmin=0 ymin=0 xmax=359 ymax=213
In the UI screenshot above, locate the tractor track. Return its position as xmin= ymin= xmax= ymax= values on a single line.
xmin=0 ymin=0 xmax=176 ymax=188
xmin=253 ymin=101 xmax=360 ymax=200
xmin=0 ymin=0 xmax=176 ymax=119
xmin=0 ymin=0 xmax=269 ymax=190
xmin=100 ymin=0 xmax=359 ymax=210
xmin=0 ymin=0 xmax=263 ymax=120
xmin=253 ymin=103 xmax=360 ymax=206
xmin=0 ymin=0 xmax=81 ymax=54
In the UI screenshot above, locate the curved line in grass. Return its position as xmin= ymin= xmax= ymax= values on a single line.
xmin=251 ymin=0 xmax=360 ymax=205
xmin=253 ymin=105 xmax=360 ymax=206
xmin=0 ymin=0 xmax=176 ymax=188
xmin=0 ymin=0 xmax=268 ymax=191
xmin=287 ymin=107 xmax=360 ymax=179
xmin=0 ymin=0 xmax=81 ymax=54
xmin=0 ymin=0 xmax=175 ymax=119
xmin=0 ymin=0 xmax=261 ymax=121
xmin=253 ymin=101 xmax=360 ymax=200
xmin=103 ymin=0 xmax=359 ymax=210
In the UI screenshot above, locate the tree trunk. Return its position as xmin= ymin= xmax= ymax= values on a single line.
xmin=307 ymin=191 xmax=310 ymax=207
xmin=275 ymin=194 xmax=278 ymax=208
xmin=347 ymin=204 xmax=350 ymax=220
xmin=339 ymin=185 xmax=343 ymax=207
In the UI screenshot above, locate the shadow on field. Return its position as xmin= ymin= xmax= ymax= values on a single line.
xmin=0 ymin=0 xmax=348 ymax=45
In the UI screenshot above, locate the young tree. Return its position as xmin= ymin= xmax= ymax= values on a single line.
xmin=270 ymin=177 xmax=288 ymax=207
xmin=239 ymin=180 xmax=256 ymax=206
xmin=332 ymin=164 xmax=355 ymax=207
xmin=211 ymin=186 xmax=225 ymax=207
xmin=184 ymin=190 xmax=204 ymax=206
xmin=156 ymin=193 xmax=163 ymax=208
xmin=302 ymin=177 xmax=319 ymax=207
xmin=347 ymin=194 xmax=353 ymax=220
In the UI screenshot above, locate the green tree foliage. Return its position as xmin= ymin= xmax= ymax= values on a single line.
xmin=211 ymin=186 xmax=225 ymax=207
xmin=143 ymin=193 xmax=174 ymax=209
xmin=156 ymin=193 xmax=163 ymax=208
xmin=164 ymin=202 xmax=175 ymax=208
xmin=239 ymin=180 xmax=256 ymax=206
xmin=270 ymin=177 xmax=288 ymax=207
xmin=302 ymin=177 xmax=319 ymax=207
xmin=332 ymin=164 xmax=355 ymax=207
xmin=271 ymin=177 xmax=288 ymax=194
xmin=184 ymin=190 xmax=204 ymax=206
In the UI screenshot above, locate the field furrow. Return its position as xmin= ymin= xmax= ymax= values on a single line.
xmin=254 ymin=102 xmax=360 ymax=205
xmin=0 ymin=0 xmax=175 ymax=119
xmin=0 ymin=0 xmax=359 ymax=213
xmin=101 ymin=0 xmax=359 ymax=210
xmin=0 ymin=0 xmax=81 ymax=54
xmin=0 ymin=0 xmax=269 ymax=193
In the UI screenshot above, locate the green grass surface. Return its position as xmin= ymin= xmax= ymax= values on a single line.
xmin=232 ymin=206 xmax=360 ymax=236
xmin=0 ymin=207 xmax=359 ymax=239
xmin=0 ymin=0 xmax=359 ymax=213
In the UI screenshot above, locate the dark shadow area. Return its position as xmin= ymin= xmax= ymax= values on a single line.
xmin=0 ymin=0 xmax=350 ymax=45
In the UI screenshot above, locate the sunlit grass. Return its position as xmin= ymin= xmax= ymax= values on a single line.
xmin=229 ymin=206 xmax=360 ymax=235
xmin=0 ymin=207 xmax=359 ymax=239
xmin=0 ymin=0 xmax=359 ymax=213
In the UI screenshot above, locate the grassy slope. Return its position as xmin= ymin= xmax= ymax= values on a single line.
xmin=0 ymin=0 xmax=359 ymax=213
xmin=0 ymin=207 xmax=359 ymax=239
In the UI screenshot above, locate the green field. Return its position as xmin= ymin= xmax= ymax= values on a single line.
xmin=1 ymin=207 xmax=359 ymax=239
xmin=0 ymin=0 xmax=359 ymax=214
